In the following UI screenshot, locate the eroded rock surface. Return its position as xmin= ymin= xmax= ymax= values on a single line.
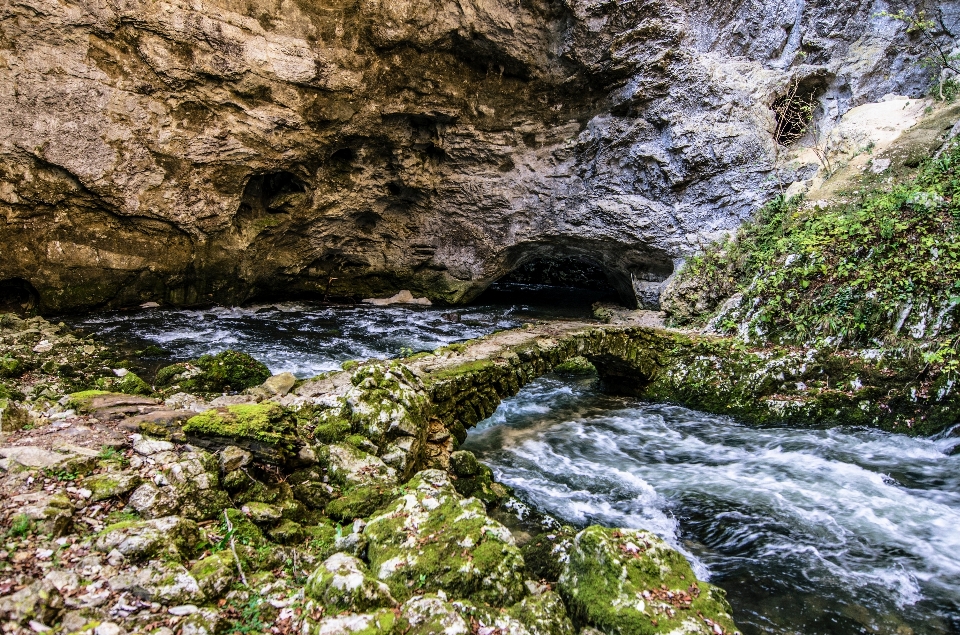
xmin=1 ymin=0 xmax=949 ymax=311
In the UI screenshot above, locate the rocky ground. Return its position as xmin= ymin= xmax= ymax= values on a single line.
xmin=0 ymin=313 xmax=741 ymax=635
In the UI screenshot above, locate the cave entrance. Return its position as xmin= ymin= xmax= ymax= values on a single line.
xmin=0 ymin=278 xmax=39 ymax=315
xmin=472 ymin=256 xmax=622 ymax=318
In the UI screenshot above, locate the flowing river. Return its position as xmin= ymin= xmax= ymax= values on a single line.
xmin=67 ymin=294 xmax=960 ymax=635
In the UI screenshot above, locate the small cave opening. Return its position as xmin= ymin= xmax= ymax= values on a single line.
xmin=0 ymin=278 xmax=39 ymax=315
xmin=472 ymin=256 xmax=623 ymax=318
xmin=772 ymin=75 xmax=830 ymax=146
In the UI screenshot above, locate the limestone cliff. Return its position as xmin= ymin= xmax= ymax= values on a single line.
xmin=0 ymin=0 xmax=953 ymax=312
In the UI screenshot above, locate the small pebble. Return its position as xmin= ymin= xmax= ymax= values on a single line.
xmin=168 ymin=605 xmax=198 ymax=616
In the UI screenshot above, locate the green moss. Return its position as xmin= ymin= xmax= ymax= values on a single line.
xmin=325 ymin=483 xmax=396 ymax=522
xmin=554 ymin=356 xmax=597 ymax=375
xmin=67 ymin=390 xmax=111 ymax=412
xmin=183 ymin=403 xmax=297 ymax=450
xmin=342 ymin=360 xmax=360 ymax=371
xmin=559 ymin=526 xmax=737 ymax=635
xmin=155 ymin=350 xmax=270 ymax=393
xmin=0 ymin=356 xmax=24 ymax=379
xmin=364 ymin=472 xmax=525 ymax=606
xmin=94 ymin=371 xmax=152 ymax=396
xmin=426 ymin=359 xmax=495 ymax=382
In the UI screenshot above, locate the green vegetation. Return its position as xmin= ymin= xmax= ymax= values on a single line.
xmin=184 ymin=403 xmax=298 ymax=458
xmin=671 ymin=141 xmax=960 ymax=354
xmin=8 ymin=514 xmax=33 ymax=537
xmin=156 ymin=350 xmax=270 ymax=394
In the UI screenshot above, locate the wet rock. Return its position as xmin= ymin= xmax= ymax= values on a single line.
xmin=95 ymin=516 xmax=200 ymax=562
xmin=558 ymin=526 xmax=739 ymax=635
xmin=364 ymin=469 xmax=526 ymax=605
xmin=85 ymin=472 xmax=142 ymax=502
xmin=305 ymin=553 xmax=396 ymax=612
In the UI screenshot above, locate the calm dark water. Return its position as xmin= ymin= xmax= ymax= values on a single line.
xmin=67 ymin=291 xmax=960 ymax=634
xmin=464 ymin=376 xmax=960 ymax=635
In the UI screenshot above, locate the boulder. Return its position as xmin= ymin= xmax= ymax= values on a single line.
xmin=399 ymin=596 xmax=470 ymax=635
xmin=322 ymin=443 xmax=398 ymax=521
xmin=95 ymin=516 xmax=200 ymax=562
xmin=85 ymin=472 xmax=142 ymax=502
xmin=155 ymin=351 xmax=270 ymax=394
xmin=558 ymin=526 xmax=739 ymax=635
xmin=364 ymin=470 xmax=526 ymax=605
xmin=305 ymin=553 xmax=397 ymax=612
xmin=182 ymin=403 xmax=299 ymax=463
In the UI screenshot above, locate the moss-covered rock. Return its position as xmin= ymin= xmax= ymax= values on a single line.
xmin=305 ymin=609 xmax=397 ymax=635
xmin=95 ymin=516 xmax=200 ymax=562
xmin=399 ymin=596 xmax=470 ymax=635
xmin=95 ymin=371 xmax=152 ymax=396
xmin=189 ymin=552 xmax=236 ymax=599
xmin=318 ymin=443 xmax=399 ymax=520
xmin=558 ymin=526 xmax=738 ymax=635
xmin=268 ymin=519 xmax=305 ymax=544
xmin=159 ymin=449 xmax=233 ymax=521
xmin=0 ymin=397 xmax=29 ymax=433
xmin=85 ymin=472 xmax=142 ymax=503
xmin=305 ymin=553 xmax=396 ymax=612
xmin=553 ymin=356 xmax=597 ymax=375
xmin=507 ymin=590 xmax=576 ymax=635
xmin=451 ymin=463 xmax=510 ymax=506
xmin=364 ymin=470 xmax=526 ymax=605
xmin=183 ymin=402 xmax=299 ymax=463
xmin=155 ymin=350 xmax=270 ymax=394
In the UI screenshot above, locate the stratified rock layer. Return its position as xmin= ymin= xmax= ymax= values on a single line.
xmin=1 ymin=0 xmax=949 ymax=311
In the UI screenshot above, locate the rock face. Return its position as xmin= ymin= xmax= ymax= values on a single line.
xmin=1 ymin=0 xmax=950 ymax=311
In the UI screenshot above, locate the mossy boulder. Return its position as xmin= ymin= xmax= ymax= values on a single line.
xmin=364 ymin=469 xmax=526 ymax=606
xmin=155 ymin=350 xmax=270 ymax=394
xmin=399 ymin=596 xmax=470 ymax=635
xmin=85 ymin=472 xmax=142 ymax=502
xmin=451 ymin=463 xmax=509 ymax=506
xmin=0 ymin=398 xmax=29 ymax=433
xmin=306 ymin=609 xmax=397 ymax=635
xmin=558 ymin=526 xmax=738 ymax=635
xmin=268 ymin=519 xmax=306 ymax=544
xmin=95 ymin=516 xmax=200 ymax=562
xmin=183 ymin=402 xmax=299 ymax=463
xmin=506 ymin=590 xmax=576 ymax=635
xmin=305 ymin=553 xmax=397 ymax=612
xmin=0 ymin=356 xmax=25 ymax=379
xmin=95 ymin=371 xmax=152 ymax=396
xmin=189 ymin=552 xmax=236 ymax=599
xmin=321 ymin=443 xmax=399 ymax=521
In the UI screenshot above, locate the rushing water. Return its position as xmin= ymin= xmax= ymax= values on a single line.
xmin=464 ymin=375 xmax=960 ymax=635
xmin=65 ymin=283 xmax=610 ymax=378
xmin=66 ymin=296 xmax=960 ymax=634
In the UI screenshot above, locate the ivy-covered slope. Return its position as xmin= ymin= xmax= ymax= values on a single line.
xmin=664 ymin=138 xmax=960 ymax=377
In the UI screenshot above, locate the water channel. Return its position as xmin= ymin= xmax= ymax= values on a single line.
xmin=66 ymin=291 xmax=960 ymax=635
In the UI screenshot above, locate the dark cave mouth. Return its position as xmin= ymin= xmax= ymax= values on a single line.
xmin=473 ymin=257 xmax=622 ymax=314
xmin=0 ymin=278 xmax=40 ymax=315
